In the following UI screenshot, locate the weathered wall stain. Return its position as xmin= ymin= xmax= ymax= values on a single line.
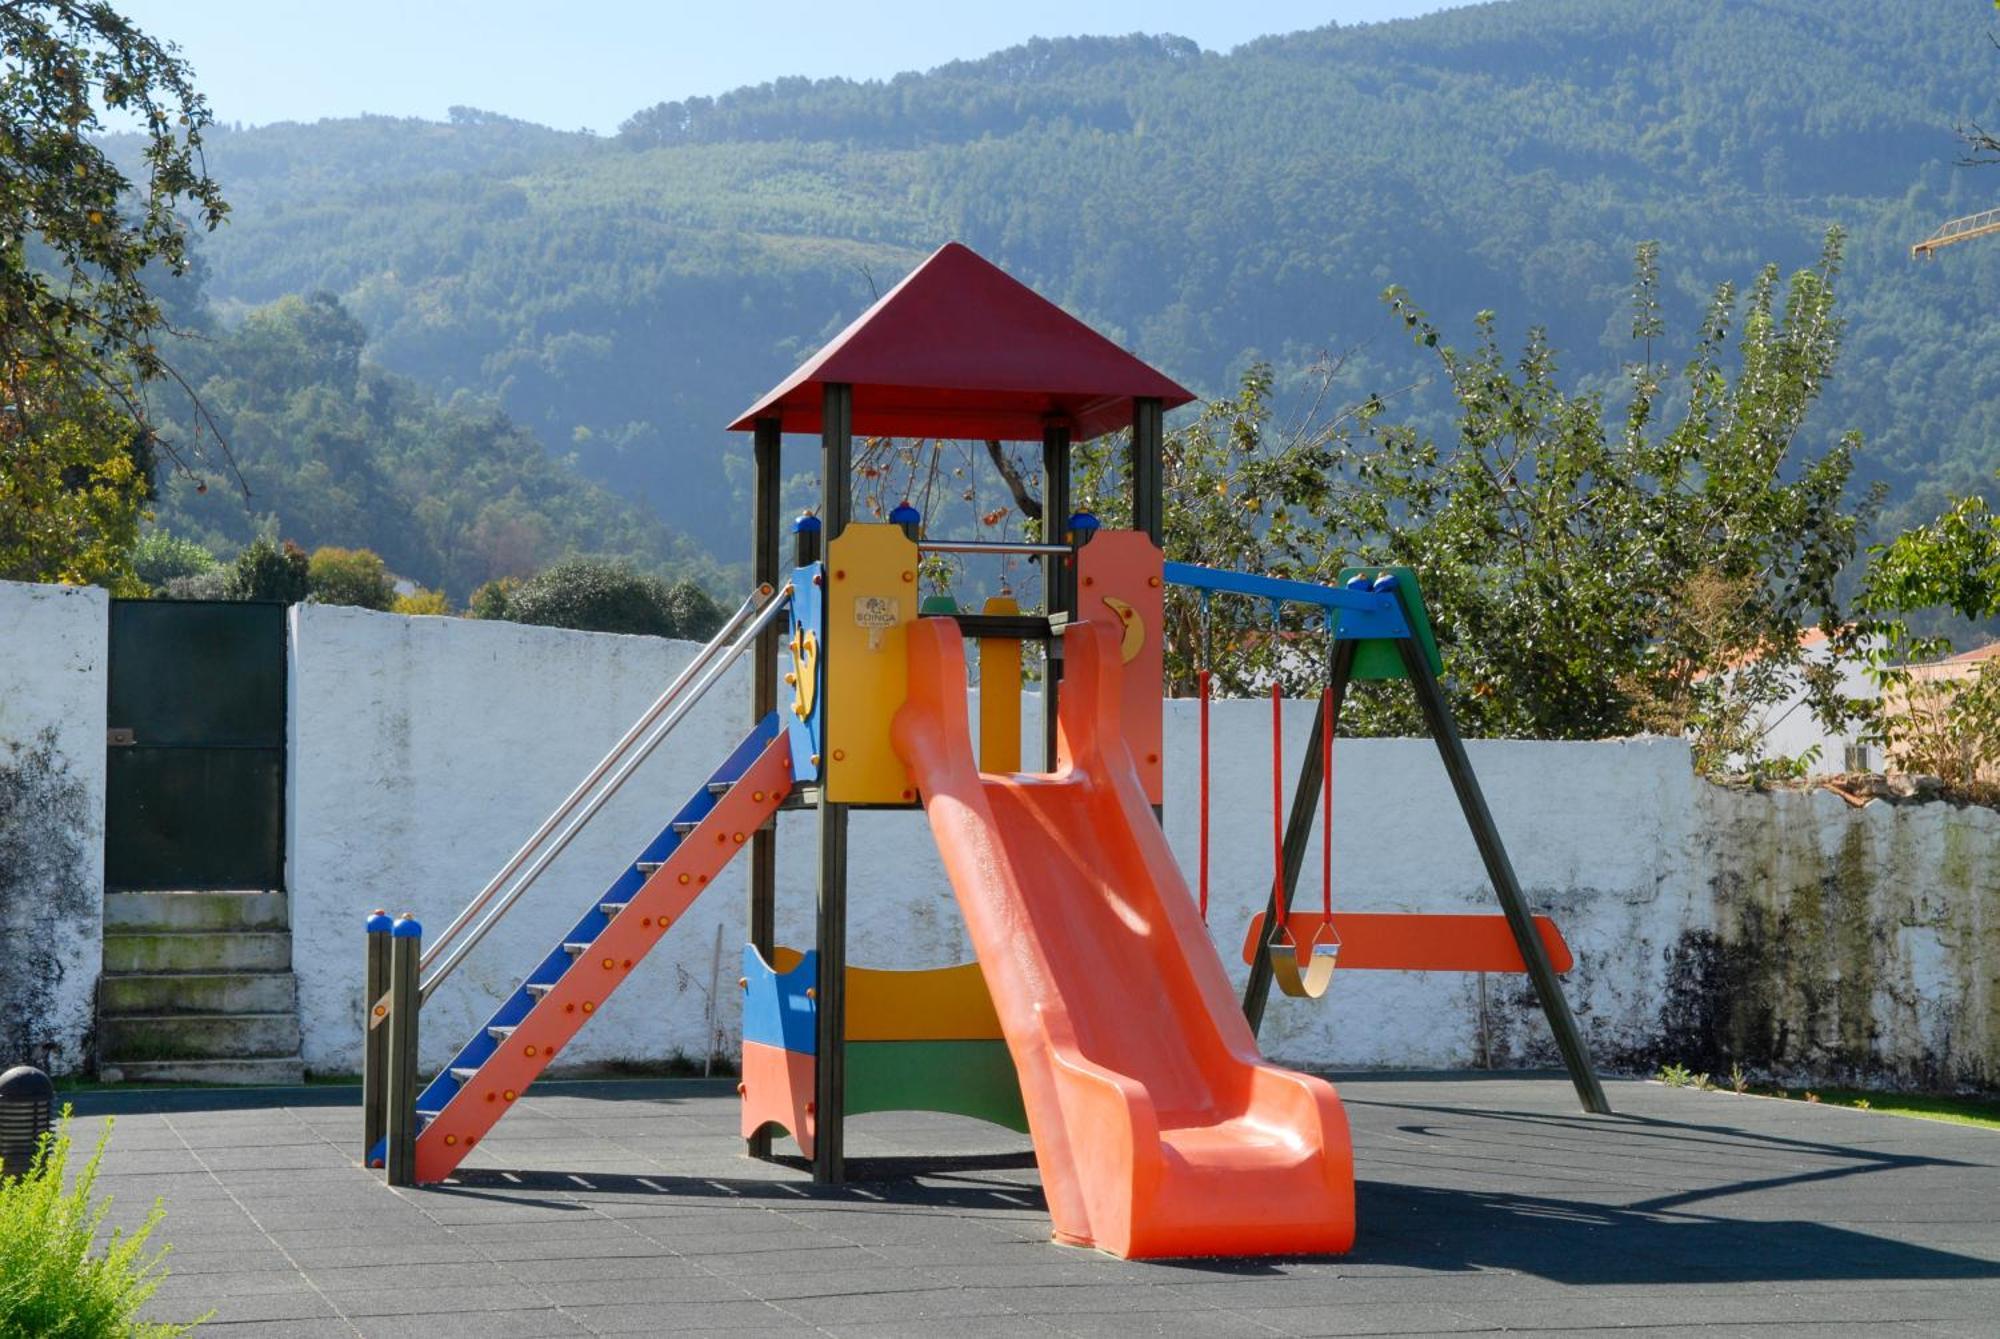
xmin=0 ymin=728 xmax=94 ymax=1071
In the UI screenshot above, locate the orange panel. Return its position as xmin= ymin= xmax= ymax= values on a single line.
xmin=1240 ymin=912 xmax=1574 ymax=974
xmin=739 ymin=1040 xmax=816 ymax=1158
xmin=1073 ymin=530 xmax=1164 ymax=805
xmin=894 ymin=617 xmax=1353 ymax=1259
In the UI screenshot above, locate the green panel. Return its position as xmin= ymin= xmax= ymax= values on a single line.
xmin=846 ymin=1039 xmax=1029 ymax=1133
xmin=1339 ymin=566 xmax=1443 ymax=683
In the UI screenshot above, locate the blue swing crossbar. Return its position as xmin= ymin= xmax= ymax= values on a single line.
xmin=1161 ymin=562 xmax=1412 ymax=641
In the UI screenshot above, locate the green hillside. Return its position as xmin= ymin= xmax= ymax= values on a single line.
xmin=130 ymin=0 xmax=2000 ymax=565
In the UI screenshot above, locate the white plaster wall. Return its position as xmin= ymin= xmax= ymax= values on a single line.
xmin=286 ymin=608 xmax=2000 ymax=1091
xmin=0 ymin=580 xmax=108 ymax=1074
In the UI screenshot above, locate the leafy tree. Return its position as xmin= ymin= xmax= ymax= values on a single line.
xmin=466 ymin=576 xmax=518 ymax=620
xmin=0 ymin=358 xmax=149 ymax=589
xmin=1330 ymin=232 xmax=1877 ymax=761
xmin=1860 ymin=480 xmax=2000 ymax=791
xmin=502 ymin=559 xmax=711 ymax=638
xmin=0 ymin=1 xmax=234 ymax=582
xmin=129 ymin=529 xmax=217 ymax=589
xmin=1084 ymin=235 xmax=1874 ymax=765
xmin=306 ymin=546 xmax=394 ymax=610
xmin=224 ymin=536 xmax=309 ymax=603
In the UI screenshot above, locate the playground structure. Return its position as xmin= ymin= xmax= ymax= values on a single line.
xmin=359 ymin=242 xmax=1606 ymax=1259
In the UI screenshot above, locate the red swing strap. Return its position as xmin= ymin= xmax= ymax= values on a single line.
xmin=1197 ymin=669 xmax=1212 ymax=921
xmin=1270 ymin=683 xmax=1285 ymax=939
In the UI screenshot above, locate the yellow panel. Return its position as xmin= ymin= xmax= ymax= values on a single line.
xmin=823 ymin=524 xmax=919 ymax=804
xmin=977 ymin=595 xmax=1022 ymax=774
xmin=762 ymin=947 xmax=1005 ymax=1041
xmin=848 ymin=961 xmax=1003 ymax=1041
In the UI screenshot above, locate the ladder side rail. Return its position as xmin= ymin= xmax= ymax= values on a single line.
xmin=419 ymin=583 xmax=774 ymax=971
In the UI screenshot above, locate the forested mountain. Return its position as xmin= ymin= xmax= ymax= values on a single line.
xmin=127 ymin=0 xmax=2000 ymax=568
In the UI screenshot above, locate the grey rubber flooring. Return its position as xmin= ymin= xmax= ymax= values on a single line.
xmin=69 ymin=1073 xmax=2000 ymax=1336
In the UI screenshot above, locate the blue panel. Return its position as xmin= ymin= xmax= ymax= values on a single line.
xmin=411 ymin=714 xmax=785 ymax=1127
xmin=742 ymin=946 xmax=818 ymax=1054
xmin=785 ymin=562 xmax=825 ymax=787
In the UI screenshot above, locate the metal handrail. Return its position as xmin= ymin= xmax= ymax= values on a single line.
xmin=418 ymin=582 xmax=776 ymax=972
xmin=419 ymin=584 xmax=794 ymax=1002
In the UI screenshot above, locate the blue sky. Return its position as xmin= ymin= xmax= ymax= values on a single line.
xmin=114 ymin=1 xmax=1463 ymax=135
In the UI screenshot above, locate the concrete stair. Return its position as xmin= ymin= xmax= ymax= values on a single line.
xmin=100 ymin=891 xmax=305 ymax=1084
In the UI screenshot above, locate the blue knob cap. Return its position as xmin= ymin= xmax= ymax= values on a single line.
xmin=365 ymin=910 xmax=393 ymax=934
xmin=1066 ymin=511 xmax=1101 ymax=534
xmin=1371 ymin=573 xmax=1399 ymax=594
xmin=1345 ymin=574 xmax=1371 ymax=592
xmin=888 ymin=500 xmax=921 ymax=526
xmin=792 ymin=512 xmax=822 ymax=533
xmin=390 ymin=915 xmax=423 ymax=939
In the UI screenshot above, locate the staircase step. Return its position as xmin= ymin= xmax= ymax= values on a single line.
xmin=707 ymin=780 xmax=734 ymax=795
xmin=99 ymin=1012 xmax=302 ymax=1062
xmin=636 ymin=861 xmax=664 ymax=876
xmin=105 ymin=891 xmax=288 ymax=932
xmin=100 ymin=971 xmax=296 ymax=1017
xmin=486 ymin=1026 xmax=515 ymax=1041
xmin=102 ymin=930 xmax=293 ymax=974
xmin=672 ymin=816 xmax=775 ymax=837
xmin=525 ymin=982 xmax=555 ymax=998
xmin=106 ymin=1056 xmax=305 ymax=1086
xmin=600 ymin=902 xmax=628 ymax=919
xmin=562 ymin=942 xmax=589 ymax=957
xmin=450 ymin=1067 xmax=479 ymax=1081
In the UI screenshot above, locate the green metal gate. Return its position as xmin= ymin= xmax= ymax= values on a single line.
xmin=105 ymin=600 xmax=287 ymax=891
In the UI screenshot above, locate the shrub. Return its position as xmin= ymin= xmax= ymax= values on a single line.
xmin=306 ymin=547 xmax=395 ymax=610
xmin=662 ymin=578 xmax=725 ymax=641
xmin=466 ymin=577 xmax=518 ymax=620
xmin=158 ymin=569 xmax=228 ymax=601
xmin=392 ymin=587 xmax=450 ymax=616
xmin=129 ymin=532 xmax=217 ymax=591
xmin=504 ymin=559 xmax=714 ymax=637
xmin=0 ymin=1110 xmax=200 ymax=1337
xmin=222 ymin=537 xmax=310 ymax=604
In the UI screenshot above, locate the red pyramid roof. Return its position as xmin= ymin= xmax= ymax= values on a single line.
xmin=728 ymin=242 xmax=1193 ymax=441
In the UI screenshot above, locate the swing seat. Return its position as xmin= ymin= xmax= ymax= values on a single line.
xmin=1267 ymin=918 xmax=1340 ymax=998
xmin=1243 ymin=912 xmax=1573 ymax=975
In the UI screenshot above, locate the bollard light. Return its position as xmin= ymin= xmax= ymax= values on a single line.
xmin=0 ymin=1064 xmax=55 ymax=1177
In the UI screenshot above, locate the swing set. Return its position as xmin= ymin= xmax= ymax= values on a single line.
xmin=1170 ymin=562 xmax=1602 ymax=1096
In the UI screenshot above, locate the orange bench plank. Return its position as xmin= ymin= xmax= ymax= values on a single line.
xmin=1241 ymin=912 xmax=1573 ymax=974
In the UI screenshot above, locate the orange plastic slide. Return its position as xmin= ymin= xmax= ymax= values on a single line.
xmin=893 ymin=618 xmax=1355 ymax=1258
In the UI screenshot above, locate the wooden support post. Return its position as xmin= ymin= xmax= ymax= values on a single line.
xmin=1041 ymin=423 xmax=1072 ymax=771
xmin=814 ymin=382 xmax=852 ymax=1185
xmin=1242 ymin=640 xmax=1356 ymax=1034
xmin=361 ymin=912 xmax=391 ymax=1164
xmin=1393 ymin=637 xmax=1612 ymax=1116
xmin=1130 ymin=396 xmax=1164 ymax=547
xmin=384 ymin=916 xmax=422 ymax=1187
xmin=748 ymin=416 xmax=782 ymax=1160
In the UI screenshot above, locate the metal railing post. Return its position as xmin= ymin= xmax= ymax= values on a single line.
xmin=361 ymin=910 xmax=392 ymax=1165
xmin=385 ymin=915 xmax=423 ymax=1187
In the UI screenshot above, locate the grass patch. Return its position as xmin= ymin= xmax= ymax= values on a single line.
xmin=1754 ymin=1086 xmax=2000 ymax=1130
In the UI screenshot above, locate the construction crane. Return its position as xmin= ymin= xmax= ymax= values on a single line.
xmin=1912 ymin=206 xmax=2000 ymax=259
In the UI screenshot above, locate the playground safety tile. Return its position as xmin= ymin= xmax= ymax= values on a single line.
xmin=563 ymin=1298 xmax=809 ymax=1332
